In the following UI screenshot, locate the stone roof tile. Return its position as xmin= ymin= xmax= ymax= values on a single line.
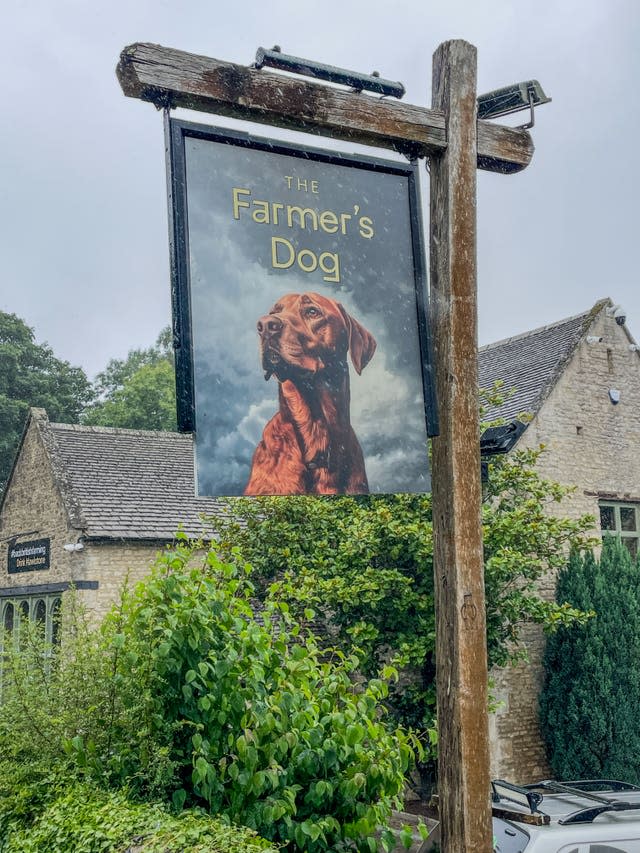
xmin=478 ymin=299 xmax=609 ymax=423
xmin=43 ymin=422 xmax=225 ymax=541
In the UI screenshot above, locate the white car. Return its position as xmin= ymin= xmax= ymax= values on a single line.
xmin=492 ymin=779 xmax=640 ymax=853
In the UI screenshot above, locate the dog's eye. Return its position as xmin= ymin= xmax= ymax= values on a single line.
xmin=305 ymin=307 xmax=321 ymax=317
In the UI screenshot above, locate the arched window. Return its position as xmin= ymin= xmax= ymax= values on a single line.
xmin=2 ymin=602 xmax=14 ymax=636
xmin=34 ymin=599 xmax=47 ymax=627
xmin=18 ymin=600 xmax=30 ymax=648
xmin=0 ymin=594 xmax=64 ymax=648
xmin=50 ymin=598 xmax=62 ymax=646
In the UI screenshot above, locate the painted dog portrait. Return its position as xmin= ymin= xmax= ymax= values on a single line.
xmin=244 ymin=292 xmax=377 ymax=495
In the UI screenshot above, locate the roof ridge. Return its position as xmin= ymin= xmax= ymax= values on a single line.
xmin=49 ymin=422 xmax=187 ymax=439
xmin=477 ymin=298 xmax=613 ymax=429
xmin=480 ymin=298 xmax=611 ymax=352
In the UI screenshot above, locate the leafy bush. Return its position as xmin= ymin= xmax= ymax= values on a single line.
xmin=540 ymin=537 xmax=640 ymax=780
xmin=0 ymin=543 xmax=418 ymax=852
xmin=206 ymin=451 xmax=594 ymax=796
xmin=0 ymin=785 xmax=276 ymax=853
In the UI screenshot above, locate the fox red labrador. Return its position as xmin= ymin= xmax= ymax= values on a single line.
xmin=244 ymin=292 xmax=376 ymax=495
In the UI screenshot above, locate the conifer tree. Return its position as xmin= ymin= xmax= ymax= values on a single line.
xmin=540 ymin=537 xmax=640 ymax=781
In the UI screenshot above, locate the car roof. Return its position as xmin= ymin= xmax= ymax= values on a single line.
xmin=493 ymin=786 xmax=640 ymax=852
xmin=492 ymin=779 xmax=640 ymax=827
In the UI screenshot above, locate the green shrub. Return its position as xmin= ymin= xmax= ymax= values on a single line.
xmin=0 ymin=542 xmax=418 ymax=852
xmin=206 ymin=463 xmax=595 ymax=797
xmin=0 ymin=784 xmax=276 ymax=853
xmin=540 ymin=538 xmax=640 ymax=780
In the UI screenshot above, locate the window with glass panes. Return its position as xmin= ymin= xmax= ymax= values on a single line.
xmin=599 ymin=502 xmax=640 ymax=558
xmin=1 ymin=594 xmax=62 ymax=646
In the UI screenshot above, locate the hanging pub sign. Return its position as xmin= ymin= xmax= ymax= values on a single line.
xmin=166 ymin=118 xmax=437 ymax=497
xmin=8 ymin=538 xmax=51 ymax=574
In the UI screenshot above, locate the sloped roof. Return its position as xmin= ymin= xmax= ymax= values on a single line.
xmin=478 ymin=299 xmax=610 ymax=423
xmin=36 ymin=414 xmax=225 ymax=541
xmin=0 ymin=299 xmax=617 ymax=540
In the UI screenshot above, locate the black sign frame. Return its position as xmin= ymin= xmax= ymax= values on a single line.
xmin=7 ymin=538 xmax=51 ymax=574
xmin=166 ymin=117 xmax=438 ymax=495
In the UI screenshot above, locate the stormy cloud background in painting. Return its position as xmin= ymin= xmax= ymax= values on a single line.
xmin=179 ymin=126 xmax=432 ymax=495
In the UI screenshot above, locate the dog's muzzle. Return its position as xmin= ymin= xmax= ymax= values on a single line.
xmin=257 ymin=315 xmax=284 ymax=380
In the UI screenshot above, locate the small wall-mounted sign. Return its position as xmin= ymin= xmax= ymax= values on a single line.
xmin=8 ymin=538 xmax=51 ymax=574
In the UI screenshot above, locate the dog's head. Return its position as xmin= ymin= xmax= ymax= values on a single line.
xmin=257 ymin=292 xmax=376 ymax=381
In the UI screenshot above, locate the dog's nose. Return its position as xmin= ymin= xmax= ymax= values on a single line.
xmin=257 ymin=315 xmax=283 ymax=337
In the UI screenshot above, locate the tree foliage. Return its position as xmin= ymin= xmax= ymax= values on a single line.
xmin=0 ymin=543 xmax=420 ymax=852
xmin=209 ymin=447 xmax=595 ymax=794
xmin=0 ymin=312 xmax=91 ymax=493
xmin=540 ymin=537 xmax=640 ymax=781
xmin=82 ymin=327 xmax=176 ymax=431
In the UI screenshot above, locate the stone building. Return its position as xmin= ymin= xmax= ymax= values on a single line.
xmin=2 ymin=296 xmax=638 ymax=783
xmin=479 ymin=297 xmax=640 ymax=782
xmin=0 ymin=409 xmax=222 ymax=640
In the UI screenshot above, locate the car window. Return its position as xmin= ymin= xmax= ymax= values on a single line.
xmin=558 ymin=844 xmax=640 ymax=853
xmin=493 ymin=818 xmax=530 ymax=852
xmin=590 ymin=846 xmax=640 ymax=853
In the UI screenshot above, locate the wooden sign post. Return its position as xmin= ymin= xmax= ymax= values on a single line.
xmin=118 ymin=40 xmax=534 ymax=851
xmin=430 ymin=41 xmax=492 ymax=852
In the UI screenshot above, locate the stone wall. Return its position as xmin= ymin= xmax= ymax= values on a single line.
xmin=80 ymin=540 xmax=165 ymax=618
xmin=489 ymin=310 xmax=640 ymax=781
xmin=0 ymin=415 xmax=167 ymax=621
xmin=0 ymin=418 xmax=83 ymax=590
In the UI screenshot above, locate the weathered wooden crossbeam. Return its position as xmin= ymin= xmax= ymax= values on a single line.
xmin=117 ymin=43 xmax=533 ymax=174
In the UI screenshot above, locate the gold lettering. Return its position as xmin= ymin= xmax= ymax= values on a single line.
xmin=286 ymin=206 xmax=319 ymax=231
xmin=359 ymin=216 xmax=374 ymax=239
xmin=271 ymin=236 xmax=295 ymax=269
xmin=319 ymin=252 xmax=340 ymax=283
xmin=271 ymin=239 xmax=341 ymax=283
xmin=284 ymin=176 xmax=294 ymax=189
xmin=232 ymin=187 xmax=251 ymax=220
xmin=272 ymin=202 xmax=284 ymax=225
xmin=252 ymin=200 xmax=270 ymax=224
xmin=319 ymin=210 xmax=339 ymax=233
xmin=339 ymin=212 xmax=352 ymax=234
xmin=297 ymin=249 xmax=318 ymax=273
xmin=296 ymin=177 xmax=308 ymax=191
xmin=310 ymin=180 xmax=319 ymax=194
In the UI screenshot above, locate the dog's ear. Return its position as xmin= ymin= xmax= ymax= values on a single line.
xmin=338 ymin=304 xmax=377 ymax=374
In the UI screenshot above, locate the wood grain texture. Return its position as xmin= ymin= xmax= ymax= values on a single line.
xmin=117 ymin=43 xmax=533 ymax=172
xmin=429 ymin=40 xmax=493 ymax=852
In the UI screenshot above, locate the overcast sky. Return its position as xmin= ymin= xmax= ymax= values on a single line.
xmin=2 ymin=0 xmax=638 ymax=380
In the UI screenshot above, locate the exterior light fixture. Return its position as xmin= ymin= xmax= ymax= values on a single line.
xmin=480 ymin=420 xmax=527 ymax=456
xmin=606 ymin=305 xmax=627 ymax=325
xmin=477 ymin=80 xmax=551 ymax=128
xmin=479 ymin=420 xmax=527 ymax=492
xmin=609 ymin=389 xmax=621 ymax=405
xmin=586 ymin=336 xmax=604 ymax=344
xmin=254 ymin=46 xmax=406 ymax=98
